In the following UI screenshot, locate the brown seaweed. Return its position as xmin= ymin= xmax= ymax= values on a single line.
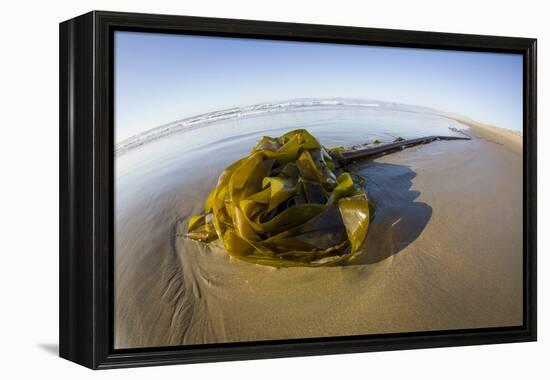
xmin=186 ymin=129 xmax=371 ymax=267
xmin=187 ymin=129 xmax=470 ymax=267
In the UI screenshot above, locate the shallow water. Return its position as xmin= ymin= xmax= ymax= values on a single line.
xmin=117 ymin=107 xmax=465 ymax=183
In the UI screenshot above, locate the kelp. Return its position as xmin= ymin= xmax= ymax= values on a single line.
xmin=186 ymin=129 xmax=373 ymax=267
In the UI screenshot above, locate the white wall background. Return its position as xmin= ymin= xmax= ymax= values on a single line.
xmin=0 ymin=0 xmax=547 ymax=378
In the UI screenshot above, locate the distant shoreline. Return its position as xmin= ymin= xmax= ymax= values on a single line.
xmin=442 ymin=114 xmax=523 ymax=154
xmin=114 ymin=98 xmax=440 ymax=155
xmin=115 ymin=98 xmax=522 ymax=156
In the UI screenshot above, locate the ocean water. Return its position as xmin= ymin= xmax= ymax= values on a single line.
xmin=116 ymin=106 xmax=467 ymax=185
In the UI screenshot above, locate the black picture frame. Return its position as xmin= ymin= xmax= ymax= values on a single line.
xmin=59 ymin=10 xmax=537 ymax=369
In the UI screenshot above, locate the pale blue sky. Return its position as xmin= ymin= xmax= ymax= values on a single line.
xmin=114 ymin=31 xmax=523 ymax=142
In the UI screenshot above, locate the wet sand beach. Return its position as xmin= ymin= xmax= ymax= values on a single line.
xmin=114 ymin=112 xmax=522 ymax=348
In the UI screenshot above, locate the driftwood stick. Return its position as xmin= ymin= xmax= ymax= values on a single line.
xmin=340 ymin=135 xmax=471 ymax=165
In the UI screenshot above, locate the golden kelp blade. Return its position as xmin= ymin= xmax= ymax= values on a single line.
xmin=186 ymin=129 xmax=372 ymax=267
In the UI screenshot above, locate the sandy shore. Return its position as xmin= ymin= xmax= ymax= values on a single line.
xmin=114 ymin=120 xmax=523 ymax=348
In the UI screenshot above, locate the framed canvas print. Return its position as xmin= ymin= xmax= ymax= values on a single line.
xmin=59 ymin=11 xmax=537 ymax=369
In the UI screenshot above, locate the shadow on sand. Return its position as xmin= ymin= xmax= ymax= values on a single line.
xmin=349 ymin=162 xmax=432 ymax=265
